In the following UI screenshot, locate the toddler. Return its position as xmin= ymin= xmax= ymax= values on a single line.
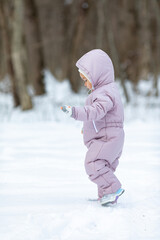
xmin=61 ymin=49 xmax=125 ymax=206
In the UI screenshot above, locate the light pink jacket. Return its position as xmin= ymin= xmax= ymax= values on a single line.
xmin=72 ymin=49 xmax=124 ymax=147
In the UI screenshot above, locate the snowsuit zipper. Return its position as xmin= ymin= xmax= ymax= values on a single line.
xmin=93 ymin=120 xmax=98 ymax=133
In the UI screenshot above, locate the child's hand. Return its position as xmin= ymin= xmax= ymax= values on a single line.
xmin=61 ymin=105 xmax=72 ymax=117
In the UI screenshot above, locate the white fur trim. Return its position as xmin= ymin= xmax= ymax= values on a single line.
xmin=78 ymin=69 xmax=91 ymax=83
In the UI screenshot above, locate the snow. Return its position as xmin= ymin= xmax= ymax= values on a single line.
xmin=0 ymin=71 xmax=160 ymax=239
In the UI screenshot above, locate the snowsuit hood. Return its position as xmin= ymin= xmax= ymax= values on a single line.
xmin=76 ymin=49 xmax=114 ymax=89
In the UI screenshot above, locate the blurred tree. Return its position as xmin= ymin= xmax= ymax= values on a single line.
xmin=11 ymin=0 xmax=32 ymax=110
xmin=152 ymin=0 xmax=160 ymax=97
xmin=0 ymin=0 xmax=20 ymax=106
xmin=137 ymin=0 xmax=151 ymax=81
xmin=105 ymin=0 xmax=130 ymax=102
xmin=68 ymin=0 xmax=90 ymax=92
xmin=24 ymin=0 xmax=45 ymax=95
xmin=0 ymin=29 xmax=6 ymax=80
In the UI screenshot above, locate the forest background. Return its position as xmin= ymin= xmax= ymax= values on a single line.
xmin=0 ymin=0 xmax=160 ymax=110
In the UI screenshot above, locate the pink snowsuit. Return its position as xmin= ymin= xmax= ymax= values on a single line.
xmin=71 ymin=49 xmax=124 ymax=198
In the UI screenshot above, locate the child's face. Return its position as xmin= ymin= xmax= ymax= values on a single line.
xmin=80 ymin=73 xmax=92 ymax=90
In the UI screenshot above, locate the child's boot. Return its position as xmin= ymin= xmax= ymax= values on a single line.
xmin=100 ymin=188 xmax=125 ymax=206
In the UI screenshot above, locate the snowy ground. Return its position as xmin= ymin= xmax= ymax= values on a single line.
xmin=0 ymin=72 xmax=160 ymax=239
xmin=0 ymin=120 xmax=160 ymax=240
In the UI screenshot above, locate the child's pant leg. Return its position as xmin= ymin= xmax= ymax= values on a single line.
xmin=84 ymin=132 xmax=124 ymax=197
xmin=85 ymin=155 xmax=121 ymax=197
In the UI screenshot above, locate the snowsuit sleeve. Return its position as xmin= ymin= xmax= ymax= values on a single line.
xmin=71 ymin=95 xmax=113 ymax=121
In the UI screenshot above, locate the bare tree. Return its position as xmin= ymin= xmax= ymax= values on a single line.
xmin=137 ymin=0 xmax=151 ymax=80
xmin=67 ymin=0 xmax=90 ymax=92
xmin=105 ymin=0 xmax=129 ymax=102
xmin=0 ymin=0 xmax=20 ymax=106
xmin=152 ymin=0 xmax=160 ymax=96
xmin=24 ymin=0 xmax=45 ymax=95
xmin=96 ymin=0 xmax=105 ymax=49
xmin=12 ymin=0 xmax=32 ymax=110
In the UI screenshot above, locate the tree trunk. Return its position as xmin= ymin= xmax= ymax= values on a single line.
xmin=105 ymin=1 xmax=129 ymax=103
xmin=152 ymin=0 xmax=160 ymax=96
xmin=0 ymin=29 xmax=6 ymax=80
xmin=96 ymin=0 xmax=105 ymax=49
xmin=0 ymin=0 xmax=20 ymax=106
xmin=12 ymin=0 xmax=32 ymax=110
xmin=137 ymin=0 xmax=151 ymax=80
xmin=24 ymin=0 xmax=45 ymax=96
xmin=68 ymin=0 xmax=90 ymax=92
